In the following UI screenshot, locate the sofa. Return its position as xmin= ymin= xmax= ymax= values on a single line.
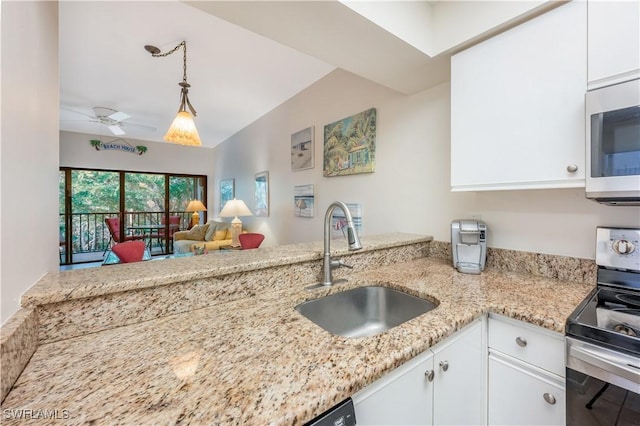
xmin=173 ymin=220 xmax=235 ymax=254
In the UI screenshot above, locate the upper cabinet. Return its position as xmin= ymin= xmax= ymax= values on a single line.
xmin=451 ymin=2 xmax=587 ymax=191
xmin=587 ymin=0 xmax=640 ymax=90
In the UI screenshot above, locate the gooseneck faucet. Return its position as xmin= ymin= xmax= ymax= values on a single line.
xmin=322 ymin=201 xmax=362 ymax=286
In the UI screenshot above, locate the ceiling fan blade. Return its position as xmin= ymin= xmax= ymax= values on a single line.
xmin=108 ymin=111 xmax=130 ymax=122
xmin=125 ymin=121 xmax=157 ymax=131
xmin=60 ymin=105 xmax=94 ymax=119
xmin=108 ymin=125 xmax=126 ymax=136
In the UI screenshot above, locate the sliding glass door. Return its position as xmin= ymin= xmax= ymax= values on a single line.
xmin=59 ymin=168 xmax=206 ymax=265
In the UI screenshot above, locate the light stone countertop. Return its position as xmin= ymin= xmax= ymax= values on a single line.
xmin=2 ymin=256 xmax=593 ymax=425
xmin=22 ymin=233 xmax=428 ymax=307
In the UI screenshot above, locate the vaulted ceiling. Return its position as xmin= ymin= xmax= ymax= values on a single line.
xmin=59 ymin=1 xmax=554 ymax=148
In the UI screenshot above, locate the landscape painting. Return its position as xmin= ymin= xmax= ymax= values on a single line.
xmin=291 ymin=126 xmax=314 ymax=171
xmin=294 ymin=184 xmax=314 ymax=218
xmin=331 ymin=203 xmax=362 ymax=239
xmin=323 ymin=108 xmax=376 ymax=177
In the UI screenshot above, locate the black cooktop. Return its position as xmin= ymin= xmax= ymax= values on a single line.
xmin=567 ymin=285 xmax=640 ymax=357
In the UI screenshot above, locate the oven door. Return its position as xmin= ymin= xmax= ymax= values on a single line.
xmin=566 ymin=337 xmax=640 ymax=425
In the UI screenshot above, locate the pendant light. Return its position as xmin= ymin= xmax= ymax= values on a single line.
xmin=145 ymin=41 xmax=202 ymax=146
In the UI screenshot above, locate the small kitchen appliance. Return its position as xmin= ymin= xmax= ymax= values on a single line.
xmin=565 ymin=227 xmax=640 ymax=425
xmin=451 ymin=219 xmax=487 ymax=274
xmin=586 ymin=78 xmax=640 ymax=205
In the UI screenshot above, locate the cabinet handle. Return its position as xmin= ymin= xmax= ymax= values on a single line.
xmin=566 ymin=164 xmax=579 ymax=173
xmin=439 ymin=361 xmax=449 ymax=372
xmin=515 ymin=337 xmax=527 ymax=347
xmin=424 ymin=370 xmax=434 ymax=382
xmin=543 ymin=393 xmax=556 ymax=405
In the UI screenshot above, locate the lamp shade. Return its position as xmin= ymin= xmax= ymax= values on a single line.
xmin=186 ymin=199 xmax=207 ymax=212
xmin=164 ymin=111 xmax=202 ymax=146
xmin=220 ymin=199 xmax=253 ymax=218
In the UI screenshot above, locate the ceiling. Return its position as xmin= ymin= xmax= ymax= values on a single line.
xmin=59 ymin=1 xmax=554 ymax=149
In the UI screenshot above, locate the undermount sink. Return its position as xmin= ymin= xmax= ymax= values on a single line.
xmin=295 ymin=285 xmax=438 ymax=338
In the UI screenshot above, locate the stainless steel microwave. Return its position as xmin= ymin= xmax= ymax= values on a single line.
xmin=586 ymin=78 xmax=640 ymax=205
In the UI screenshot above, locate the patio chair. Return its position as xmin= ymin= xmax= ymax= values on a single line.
xmin=148 ymin=215 xmax=181 ymax=253
xmin=104 ymin=217 xmax=145 ymax=254
xmin=238 ymin=233 xmax=265 ymax=250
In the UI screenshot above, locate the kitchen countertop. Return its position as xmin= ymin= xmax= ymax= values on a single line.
xmin=2 ymin=256 xmax=593 ymax=425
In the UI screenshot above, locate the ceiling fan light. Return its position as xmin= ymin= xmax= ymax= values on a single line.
xmin=163 ymin=111 xmax=202 ymax=146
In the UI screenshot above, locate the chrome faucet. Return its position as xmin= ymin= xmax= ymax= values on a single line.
xmin=321 ymin=201 xmax=362 ymax=286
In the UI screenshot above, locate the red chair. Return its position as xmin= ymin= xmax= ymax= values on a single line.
xmin=104 ymin=217 xmax=145 ymax=254
xmin=111 ymin=241 xmax=147 ymax=263
xmin=238 ymin=233 xmax=265 ymax=249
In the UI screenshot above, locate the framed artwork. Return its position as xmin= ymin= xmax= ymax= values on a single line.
xmin=291 ymin=126 xmax=314 ymax=171
xmin=331 ymin=203 xmax=362 ymax=239
xmin=219 ymin=178 xmax=235 ymax=213
xmin=294 ymin=184 xmax=314 ymax=218
xmin=254 ymin=171 xmax=269 ymax=217
xmin=323 ymin=108 xmax=376 ymax=177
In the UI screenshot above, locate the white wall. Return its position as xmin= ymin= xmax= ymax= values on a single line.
xmin=60 ymin=132 xmax=215 ymax=210
xmin=212 ymin=69 xmax=640 ymax=260
xmin=1 ymin=1 xmax=59 ymax=324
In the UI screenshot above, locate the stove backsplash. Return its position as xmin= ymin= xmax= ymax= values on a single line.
xmin=428 ymin=241 xmax=596 ymax=284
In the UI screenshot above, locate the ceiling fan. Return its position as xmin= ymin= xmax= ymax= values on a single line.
xmin=61 ymin=106 xmax=155 ymax=136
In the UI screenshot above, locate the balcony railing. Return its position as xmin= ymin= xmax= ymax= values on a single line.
xmin=60 ymin=211 xmax=192 ymax=264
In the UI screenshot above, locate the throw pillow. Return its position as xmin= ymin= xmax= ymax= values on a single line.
xmin=185 ymin=223 xmax=209 ymax=241
xmin=204 ymin=219 xmax=227 ymax=241
xmin=214 ymin=226 xmax=230 ymax=241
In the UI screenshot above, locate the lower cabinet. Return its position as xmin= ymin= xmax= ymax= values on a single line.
xmin=351 ymin=315 xmax=565 ymax=425
xmin=488 ymin=352 xmax=565 ymax=426
xmin=352 ymin=318 xmax=485 ymax=425
xmin=487 ymin=314 xmax=566 ymax=426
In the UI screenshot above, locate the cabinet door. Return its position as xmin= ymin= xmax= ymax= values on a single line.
xmin=451 ymin=1 xmax=586 ymax=191
xmin=587 ymin=0 xmax=640 ymax=89
xmin=352 ymin=350 xmax=434 ymax=425
xmin=488 ymin=352 xmax=565 ymax=426
xmin=432 ymin=320 xmax=485 ymax=425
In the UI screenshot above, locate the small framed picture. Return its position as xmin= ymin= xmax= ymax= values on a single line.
xmin=219 ymin=178 xmax=234 ymax=213
xmin=254 ymin=171 xmax=269 ymax=217
xmin=291 ymin=126 xmax=314 ymax=171
xmin=294 ymin=184 xmax=314 ymax=218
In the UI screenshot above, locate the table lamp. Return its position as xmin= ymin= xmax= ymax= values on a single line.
xmin=220 ymin=198 xmax=253 ymax=247
xmin=186 ymin=199 xmax=207 ymax=228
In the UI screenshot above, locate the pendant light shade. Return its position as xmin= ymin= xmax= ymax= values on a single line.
xmin=164 ymin=111 xmax=201 ymax=146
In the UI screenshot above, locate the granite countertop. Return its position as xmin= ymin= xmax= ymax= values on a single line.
xmin=22 ymin=233 xmax=428 ymax=307
xmin=2 ymin=257 xmax=593 ymax=425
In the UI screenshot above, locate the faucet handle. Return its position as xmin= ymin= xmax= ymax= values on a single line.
xmin=337 ymin=259 xmax=353 ymax=269
xmin=329 ymin=259 xmax=354 ymax=270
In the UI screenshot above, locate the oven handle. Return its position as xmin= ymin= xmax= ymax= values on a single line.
xmin=568 ymin=340 xmax=640 ymax=385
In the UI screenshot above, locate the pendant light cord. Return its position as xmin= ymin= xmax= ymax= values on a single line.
xmin=149 ymin=41 xmax=196 ymax=116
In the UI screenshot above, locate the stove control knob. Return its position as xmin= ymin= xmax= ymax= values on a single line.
xmin=613 ymin=240 xmax=635 ymax=255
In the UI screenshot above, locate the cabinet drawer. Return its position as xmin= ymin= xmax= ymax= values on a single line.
xmin=488 ymin=352 xmax=565 ymax=426
xmin=488 ymin=314 xmax=564 ymax=376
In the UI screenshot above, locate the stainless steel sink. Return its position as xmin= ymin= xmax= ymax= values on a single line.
xmin=295 ymin=285 xmax=438 ymax=338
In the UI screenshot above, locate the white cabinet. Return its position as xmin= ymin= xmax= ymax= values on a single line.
xmin=431 ymin=320 xmax=485 ymax=425
xmin=451 ymin=1 xmax=586 ymax=191
xmin=488 ymin=352 xmax=565 ymax=425
xmin=352 ymin=349 xmax=434 ymax=425
xmin=487 ymin=314 xmax=566 ymax=426
xmin=587 ymin=0 xmax=640 ymax=89
xmin=353 ymin=318 xmax=485 ymax=425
